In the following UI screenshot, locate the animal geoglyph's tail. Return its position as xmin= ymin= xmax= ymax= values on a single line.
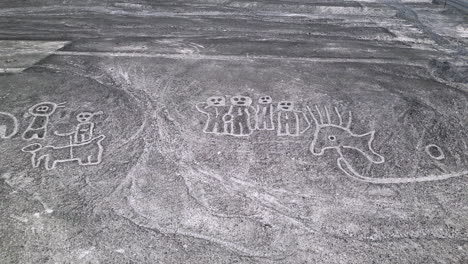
xmin=306 ymin=105 xmax=468 ymax=184
xmin=337 ymin=157 xmax=468 ymax=184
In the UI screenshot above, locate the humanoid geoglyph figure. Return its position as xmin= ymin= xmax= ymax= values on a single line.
xmin=0 ymin=112 xmax=18 ymax=139
xmin=276 ymin=101 xmax=310 ymax=137
xmin=23 ymin=102 xmax=65 ymax=140
xmin=255 ymin=95 xmax=275 ymax=131
xmin=196 ymin=96 xmax=230 ymax=135
xmin=54 ymin=111 xmax=103 ymax=144
xmin=224 ymin=95 xmax=256 ymax=136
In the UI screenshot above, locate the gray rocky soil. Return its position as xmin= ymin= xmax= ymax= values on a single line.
xmin=0 ymin=0 xmax=467 ymax=263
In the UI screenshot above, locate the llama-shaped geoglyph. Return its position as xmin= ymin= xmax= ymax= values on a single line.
xmin=21 ymin=135 xmax=106 ymax=171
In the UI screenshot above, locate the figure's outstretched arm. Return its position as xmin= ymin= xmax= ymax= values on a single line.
xmin=54 ymin=130 xmax=74 ymax=137
xmin=195 ymin=102 xmax=208 ymax=114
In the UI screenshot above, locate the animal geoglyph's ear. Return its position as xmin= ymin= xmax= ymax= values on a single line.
xmin=332 ymin=106 xmax=352 ymax=129
xmin=307 ymin=105 xmax=332 ymax=126
xmin=306 ymin=105 xmax=320 ymax=126
xmin=306 ymin=104 xmax=353 ymax=128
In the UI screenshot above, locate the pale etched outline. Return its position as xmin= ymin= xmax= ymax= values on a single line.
xmin=307 ymin=105 xmax=384 ymax=164
xmin=424 ymin=144 xmax=445 ymax=160
xmin=21 ymin=135 xmax=106 ymax=171
xmin=255 ymin=96 xmax=275 ymax=131
xmin=0 ymin=111 xmax=18 ymax=139
xmin=308 ymin=105 xmax=468 ymax=184
xmin=276 ymin=101 xmax=311 ymax=137
xmin=54 ymin=111 xmax=103 ymax=144
xmin=223 ymin=95 xmax=256 ymax=137
xmin=195 ymin=96 xmax=230 ymax=135
xmin=22 ymin=102 xmax=66 ymax=141
xmin=337 ymin=153 xmax=468 ymax=184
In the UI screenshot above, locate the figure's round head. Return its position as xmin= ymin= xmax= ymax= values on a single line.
xmin=277 ymin=101 xmax=294 ymax=111
xmin=76 ymin=112 xmax=93 ymax=122
xmin=29 ymin=102 xmax=57 ymax=116
xmin=230 ymin=95 xmax=252 ymax=106
xmin=258 ymin=96 xmax=272 ymax=105
xmin=206 ymin=96 xmax=226 ymax=106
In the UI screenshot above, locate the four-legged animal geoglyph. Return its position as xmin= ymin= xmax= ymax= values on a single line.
xmin=21 ymin=135 xmax=106 ymax=171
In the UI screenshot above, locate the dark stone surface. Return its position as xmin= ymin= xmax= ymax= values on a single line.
xmin=0 ymin=0 xmax=467 ymax=263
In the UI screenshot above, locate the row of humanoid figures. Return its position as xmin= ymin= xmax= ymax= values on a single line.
xmin=196 ymin=95 xmax=311 ymax=137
